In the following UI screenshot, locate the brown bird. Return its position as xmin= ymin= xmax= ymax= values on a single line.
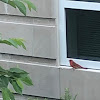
xmin=69 ymin=60 xmax=87 ymax=69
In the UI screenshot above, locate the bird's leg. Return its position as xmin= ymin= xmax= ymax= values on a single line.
xmin=72 ymin=67 xmax=75 ymax=71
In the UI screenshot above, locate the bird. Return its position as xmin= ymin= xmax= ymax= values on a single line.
xmin=69 ymin=60 xmax=87 ymax=69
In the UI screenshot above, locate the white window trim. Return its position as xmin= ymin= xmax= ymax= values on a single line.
xmin=59 ymin=0 xmax=100 ymax=69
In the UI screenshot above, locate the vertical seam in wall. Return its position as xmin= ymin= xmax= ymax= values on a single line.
xmin=59 ymin=67 xmax=61 ymax=99
xmin=4 ymin=4 xmax=7 ymax=14
xmin=32 ymin=19 xmax=34 ymax=56
xmin=56 ymin=0 xmax=60 ymax=66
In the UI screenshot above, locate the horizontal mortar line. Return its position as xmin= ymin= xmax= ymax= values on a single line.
xmin=0 ymin=21 xmax=56 ymax=27
xmin=0 ymin=14 xmax=55 ymax=20
xmin=0 ymin=14 xmax=55 ymax=26
xmin=0 ymin=59 xmax=59 ymax=68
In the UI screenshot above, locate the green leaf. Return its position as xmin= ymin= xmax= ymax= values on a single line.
xmin=14 ymin=0 xmax=26 ymax=16
xmin=8 ymin=67 xmax=28 ymax=79
xmin=0 ymin=0 xmax=36 ymax=15
xmin=0 ymin=76 xmax=9 ymax=88
xmin=16 ymin=79 xmax=24 ymax=89
xmin=0 ymin=66 xmax=7 ymax=73
xmin=0 ymin=40 xmax=12 ymax=46
xmin=11 ymin=38 xmax=26 ymax=50
xmin=0 ymin=39 xmax=18 ymax=48
xmin=2 ymin=88 xmax=11 ymax=100
xmin=18 ymin=73 xmax=29 ymax=79
xmin=8 ymin=38 xmax=18 ymax=48
xmin=9 ymin=67 xmax=28 ymax=74
xmin=8 ymin=0 xmax=16 ymax=8
xmin=0 ymin=0 xmax=9 ymax=3
xmin=0 ymin=38 xmax=26 ymax=49
xmin=8 ymin=72 xmax=28 ymax=79
xmin=21 ymin=0 xmax=36 ymax=11
xmin=10 ymin=79 xmax=22 ymax=94
xmin=2 ymin=88 xmax=15 ymax=100
xmin=7 ymin=89 xmax=15 ymax=100
xmin=21 ymin=76 xmax=33 ymax=86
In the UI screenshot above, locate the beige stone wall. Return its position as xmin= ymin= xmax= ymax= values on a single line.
xmin=0 ymin=0 xmax=57 ymax=59
xmin=1 ymin=59 xmax=100 ymax=100
xmin=0 ymin=1 xmax=58 ymax=99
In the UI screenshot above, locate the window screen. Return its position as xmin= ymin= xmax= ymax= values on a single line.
xmin=66 ymin=8 xmax=100 ymax=61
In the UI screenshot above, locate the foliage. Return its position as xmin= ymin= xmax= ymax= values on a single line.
xmin=0 ymin=0 xmax=36 ymax=15
xmin=0 ymin=36 xmax=26 ymax=50
xmin=61 ymin=88 xmax=77 ymax=100
xmin=0 ymin=66 xmax=33 ymax=100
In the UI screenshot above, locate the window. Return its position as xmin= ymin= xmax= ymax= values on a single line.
xmin=59 ymin=0 xmax=100 ymax=69
xmin=66 ymin=8 xmax=100 ymax=61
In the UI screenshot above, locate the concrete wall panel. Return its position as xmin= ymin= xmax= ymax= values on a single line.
xmin=0 ymin=21 xmax=56 ymax=59
xmin=0 ymin=0 xmax=58 ymax=99
xmin=60 ymin=67 xmax=100 ymax=100
xmin=33 ymin=26 xmax=56 ymax=59
xmin=0 ymin=3 xmax=6 ymax=14
xmin=0 ymin=21 xmax=33 ymax=56
xmin=0 ymin=60 xmax=60 ymax=99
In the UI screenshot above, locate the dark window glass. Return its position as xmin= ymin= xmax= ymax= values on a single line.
xmin=66 ymin=8 xmax=100 ymax=61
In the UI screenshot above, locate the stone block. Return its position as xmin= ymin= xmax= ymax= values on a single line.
xmin=33 ymin=26 xmax=56 ymax=59
xmin=60 ymin=67 xmax=100 ymax=100
xmin=0 ymin=3 xmax=6 ymax=14
xmin=0 ymin=21 xmax=57 ymax=59
xmin=0 ymin=21 xmax=33 ymax=56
